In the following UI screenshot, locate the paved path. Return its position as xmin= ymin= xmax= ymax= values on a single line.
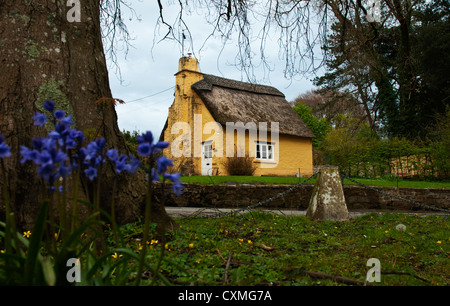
xmin=165 ymin=207 xmax=448 ymax=219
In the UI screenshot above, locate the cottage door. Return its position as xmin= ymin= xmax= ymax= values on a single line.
xmin=201 ymin=141 xmax=213 ymax=176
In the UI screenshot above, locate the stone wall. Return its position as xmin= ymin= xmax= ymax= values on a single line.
xmin=160 ymin=183 xmax=450 ymax=212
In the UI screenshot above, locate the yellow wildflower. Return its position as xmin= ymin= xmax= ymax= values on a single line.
xmin=437 ymin=241 xmax=442 ymax=244
xmin=189 ymin=243 xmax=194 ymax=248
xmin=248 ymin=240 xmax=252 ymax=244
xmin=23 ymin=231 xmax=31 ymax=238
xmin=238 ymin=238 xmax=243 ymax=242
xmin=112 ymin=252 xmax=123 ymax=259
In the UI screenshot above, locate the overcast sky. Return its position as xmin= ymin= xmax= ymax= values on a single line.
xmin=107 ymin=1 xmax=320 ymax=137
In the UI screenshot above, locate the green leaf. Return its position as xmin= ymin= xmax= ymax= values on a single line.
xmin=41 ymin=257 xmax=56 ymax=286
xmin=23 ymin=200 xmax=49 ymax=285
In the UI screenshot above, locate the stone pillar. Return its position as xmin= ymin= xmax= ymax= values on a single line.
xmin=306 ymin=167 xmax=349 ymax=221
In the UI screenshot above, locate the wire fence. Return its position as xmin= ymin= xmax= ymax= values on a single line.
xmin=339 ymin=172 xmax=450 ymax=214
xmin=190 ymin=172 xmax=319 ymax=219
xmin=182 ymin=169 xmax=450 ymax=219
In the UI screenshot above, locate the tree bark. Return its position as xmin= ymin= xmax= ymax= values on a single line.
xmin=0 ymin=0 xmax=172 ymax=231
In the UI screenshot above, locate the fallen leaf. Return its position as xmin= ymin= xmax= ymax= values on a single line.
xmin=258 ymin=243 xmax=274 ymax=251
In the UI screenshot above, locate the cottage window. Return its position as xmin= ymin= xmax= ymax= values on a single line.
xmin=204 ymin=143 xmax=213 ymax=159
xmin=255 ymin=142 xmax=274 ymax=161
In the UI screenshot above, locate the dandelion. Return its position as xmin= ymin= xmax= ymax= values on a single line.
xmin=437 ymin=241 xmax=442 ymax=244
xmin=1 ymin=249 xmax=5 ymax=254
xmin=385 ymin=230 xmax=389 ymax=234
xmin=395 ymin=224 xmax=407 ymax=232
xmin=238 ymin=238 xmax=243 ymax=242
xmin=248 ymin=240 xmax=252 ymax=244
xmin=23 ymin=231 xmax=31 ymax=238
xmin=189 ymin=243 xmax=194 ymax=248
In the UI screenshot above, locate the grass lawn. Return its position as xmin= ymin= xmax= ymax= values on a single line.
xmin=117 ymin=212 xmax=449 ymax=286
xmin=180 ymin=175 xmax=450 ymax=189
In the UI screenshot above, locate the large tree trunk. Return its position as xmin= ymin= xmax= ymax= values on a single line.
xmin=0 ymin=0 xmax=172 ymax=231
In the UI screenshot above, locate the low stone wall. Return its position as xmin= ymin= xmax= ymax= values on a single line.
xmin=162 ymin=183 xmax=450 ymax=212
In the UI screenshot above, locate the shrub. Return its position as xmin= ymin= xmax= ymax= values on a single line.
xmin=222 ymin=154 xmax=257 ymax=176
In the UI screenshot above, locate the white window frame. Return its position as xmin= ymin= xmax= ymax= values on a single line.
xmin=255 ymin=141 xmax=275 ymax=161
xmin=203 ymin=141 xmax=213 ymax=159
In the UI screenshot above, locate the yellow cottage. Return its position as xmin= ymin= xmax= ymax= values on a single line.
xmin=160 ymin=56 xmax=315 ymax=177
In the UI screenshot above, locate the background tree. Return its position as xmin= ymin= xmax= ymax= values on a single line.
xmin=313 ymin=0 xmax=449 ymax=138
xmin=155 ymin=0 xmax=448 ymax=139
xmin=292 ymin=101 xmax=331 ymax=148
xmin=291 ymin=89 xmax=367 ymax=123
xmin=414 ymin=0 xmax=450 ymax=130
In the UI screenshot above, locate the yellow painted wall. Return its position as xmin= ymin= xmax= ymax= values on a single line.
xmin=254 ymin=134 xmax=314 ymax=177
xmin=164 ymin=56 xmax=217 ymax=174
xmin=164 ymin=56 xmax=314 ymax=177
xmin=212 ymin=130 xmax=313 ymax=177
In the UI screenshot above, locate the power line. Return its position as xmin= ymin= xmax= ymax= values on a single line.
xmin=126 ymin=86 xmax=175 ymax=104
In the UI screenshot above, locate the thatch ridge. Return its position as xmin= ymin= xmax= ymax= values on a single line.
xmin=194 ymin=74 xmax=285 ymax=97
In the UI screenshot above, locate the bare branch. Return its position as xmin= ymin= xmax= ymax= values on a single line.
xmin=100 ymin=0 xmax=137 ymax=83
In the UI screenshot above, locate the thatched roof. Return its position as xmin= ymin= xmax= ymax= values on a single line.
xmin=192 ymin=74 xmax=315 ymax=138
